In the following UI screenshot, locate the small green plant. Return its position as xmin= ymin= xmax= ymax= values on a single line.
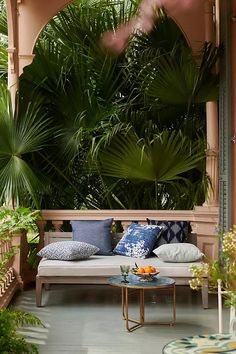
xmin=0 ymin=207 xmax=41 ymax=275
xmin=189 ymin=226 xmax=236 ymax=307
xmin=0 ymin=308 xmax=44 ymax=353
xmin=0 ymin=207 xmax=41 ymax=236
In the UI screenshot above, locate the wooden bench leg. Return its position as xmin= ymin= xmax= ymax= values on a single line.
xmin=202 ymin=277 xmax=209 ymax=309
xmin=36 ymin=276 xmax=43 ymax=307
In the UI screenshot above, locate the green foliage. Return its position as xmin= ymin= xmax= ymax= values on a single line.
xmin=0 ymin=0 xmax=7 ymax=80
xmin=190 ymin=227 xmax=236 ymax=307
xmin=0 ymin=0 xmax=220 ymax=210
xmin=0 ymin=207 xmax=41 ymax=274
xmin=98 ymin=130 xmax=205 ymax=182
xmin=0 ymin=308 xmax=43 ymax=353
xmin=0 ymin=80 xmax=54 ymax=207
xmin=0 ymin=207 xmax=41 ymax=235
xmin=139 ymin=42 xmax=219 ymax=107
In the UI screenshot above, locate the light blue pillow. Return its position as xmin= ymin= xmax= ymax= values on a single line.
xmin=113 ymin=223 xmax=162 ymax=259
xmin=70 ymin=219 xmax=113 ymax=255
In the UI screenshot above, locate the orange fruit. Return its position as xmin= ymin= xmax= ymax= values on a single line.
xmin=144 ymin=266 xmax=153 ymax=273
xmin=143 ymin=265 xmax=156 ymax=273
xmin=137 ymin=267 xmax=145 ymax=273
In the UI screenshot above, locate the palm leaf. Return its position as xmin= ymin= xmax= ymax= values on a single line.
xmin=0 ymin=0 xmax=7 ymax=36
xmin=140 ymin=42 xmax=220 ymax=105
xmin=0 ymin=81 xmax=53 ymax=207
xmin=99 ymin=131 xmax=205 ymax=182
xmin=0 ymin=44 xmax=7 ymax=79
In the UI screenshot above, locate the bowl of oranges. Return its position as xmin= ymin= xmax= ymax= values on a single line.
xmin=132 ymin=264 xmax=159 ymax=282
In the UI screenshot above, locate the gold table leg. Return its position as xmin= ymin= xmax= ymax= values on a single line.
xmin=122 ymin=288 xmax=143 ymax=332
xmin=121 ymin=284 xmax=176 ymax=332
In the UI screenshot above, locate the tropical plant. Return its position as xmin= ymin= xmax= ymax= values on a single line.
xmin=95 ymin=130 xmax=207 ymax=209
xmin=138 ymin=42 xmax=219 ymax=107
xmin=0 ymin=308 xmax=43 ymax=353
xmin=99 ymin=131 xmax=204 ymax=181
xmin=0 ymin=0 xmax=220 ymax=210
xmin=0 ymin=79 xmax=53 ymax=208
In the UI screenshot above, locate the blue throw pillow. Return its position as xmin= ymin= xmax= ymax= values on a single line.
xmin=70 ymin=219 xmax=113 ymax=255
xmin=113 ymin=223 xmax=163 ymax=258
xmin=37 ymin=241 xmax=99 ymax=261
xmin=147 ymin=219 xmax=191 ymax=246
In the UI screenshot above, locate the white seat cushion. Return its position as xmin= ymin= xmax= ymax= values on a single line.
xmin=37 ymin=254 xmax=201 ymax=278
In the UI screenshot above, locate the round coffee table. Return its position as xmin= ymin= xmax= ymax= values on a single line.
xmin=108 ymin=275 xmax=176 ymax=332
xmin=162 ymin=334 xmax=236 ymax=353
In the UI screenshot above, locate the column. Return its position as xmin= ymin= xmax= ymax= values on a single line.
xmin=6 ymin=0 xmax=19 ymax=109
xmin=231 ymin=0 xmax=236 ymax=224
xmin=204 ymin=0 xmax=219 ymax=206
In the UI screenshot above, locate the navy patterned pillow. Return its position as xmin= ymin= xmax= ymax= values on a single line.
xmin=37 ymin=241 xmax=99 ymax=260
xmin=147 ymin=219 xmax=191 ymax=246
xmin=113 ymin=223 xmax=162 ymax=258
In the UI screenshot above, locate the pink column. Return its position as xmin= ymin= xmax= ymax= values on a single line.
xmin=6 ymin=0 xmax=19 ymax=109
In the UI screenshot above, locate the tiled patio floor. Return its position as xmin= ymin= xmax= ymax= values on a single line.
xmin=13 ymin=284 xmax=230 ymax=354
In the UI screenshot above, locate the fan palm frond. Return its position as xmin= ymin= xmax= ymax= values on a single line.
xmin=98 ymin=130 xmax=205 ymax=182
xmin=0 ymin=81 xmax=53 ymax=207
xmin=139 ymin=42 xmax=220 ymax=106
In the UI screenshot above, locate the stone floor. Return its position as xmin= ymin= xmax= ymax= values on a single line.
xmin=13 ymin=284 xmax=230 ymax=354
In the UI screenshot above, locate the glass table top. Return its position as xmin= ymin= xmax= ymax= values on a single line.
xmin=107 ymin=275 xmax=175 ymax=289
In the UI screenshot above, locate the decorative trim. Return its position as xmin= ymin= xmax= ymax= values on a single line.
xmin=7 ymin=47 xmax=16 ymax=74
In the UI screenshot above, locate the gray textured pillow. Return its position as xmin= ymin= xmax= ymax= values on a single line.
xmin=37 ymin=241 xmax=99 ymax=260
xmin=70 ymin=219 xmax=113 ymax=255
xmin=153 ymin=243 xmax=203 ymax=263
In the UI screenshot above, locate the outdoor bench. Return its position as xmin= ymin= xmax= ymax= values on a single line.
xmin=36 ymin=208 xmax=219 ymax=308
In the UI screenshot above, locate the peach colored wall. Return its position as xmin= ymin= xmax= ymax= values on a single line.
xmin=18 ymin=0 xmax=72 ymax=54
xmin=232 ymin=0 xmax=236 ymax=224
xmin=173 ymin=0 xmax=205 ymax=54
xmin=19 ymin=0 xmax=206 ymax=59
xmin=18 ymin=0 xmax=73 ymax=74
xmin=14 ymin=0 xmax=208 ymax=76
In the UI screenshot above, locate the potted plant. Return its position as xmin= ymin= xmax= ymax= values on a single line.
xmin=189 ymin=226 xmax=236 ymax=308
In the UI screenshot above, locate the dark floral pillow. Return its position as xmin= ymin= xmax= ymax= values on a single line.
xmin=113 ymin=223 xmax=162 ymax=258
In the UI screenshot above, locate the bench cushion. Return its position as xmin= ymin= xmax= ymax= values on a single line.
xmin=37 ymin=254 xmax=200 ymax=278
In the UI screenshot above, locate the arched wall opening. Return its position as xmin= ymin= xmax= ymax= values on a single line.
xmin=5 ymin=0 xmax=219 ymax=215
